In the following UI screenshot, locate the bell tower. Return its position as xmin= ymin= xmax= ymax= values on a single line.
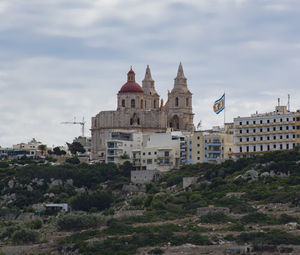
xmin=166 ymin=63 xmax=194 ymax=131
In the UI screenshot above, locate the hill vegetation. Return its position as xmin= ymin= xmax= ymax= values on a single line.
xmin=0 ymin=147 xmax=299 ymax=254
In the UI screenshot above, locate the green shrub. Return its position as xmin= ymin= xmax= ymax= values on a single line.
xmin=236 ymin=229 xmax=300 ymax=245
xmin=200 ymin=213 xmax=235 ymax=224
xmin=241 ymin=212 xmax=274 ymax=225
xmin=148 ymin=248 xmax=164 ymax=254
xmin=12 ymin=228 xmax=40 ymax=244
xmin=25 ymin=219 xmax=43 ymax=229
xmin=70 ymin=190 xmax=113 ymax=212
xmin=57 ymin=214 xmax=106 ymax=231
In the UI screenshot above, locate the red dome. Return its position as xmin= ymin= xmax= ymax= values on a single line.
xmin=119 ymin=81 xmax=144 ymax=93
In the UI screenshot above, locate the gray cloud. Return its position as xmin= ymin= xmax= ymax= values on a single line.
xmin=0 ymin=0 xmax=300 ymax=147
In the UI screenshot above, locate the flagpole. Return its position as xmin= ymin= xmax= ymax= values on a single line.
xmin=224 ymin=92 xmax=226 ymax=128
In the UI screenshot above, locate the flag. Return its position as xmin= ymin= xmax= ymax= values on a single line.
xmin=213 ymin=93 xmax=225 ymax=114
xmin=197 ymin=121 xmax=201 ymax=130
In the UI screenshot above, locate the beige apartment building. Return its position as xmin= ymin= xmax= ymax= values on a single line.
xmin=187 ymin=124 xmax=234 ymax=163
xmin=233 ymin=105 xmax=300 ymax=158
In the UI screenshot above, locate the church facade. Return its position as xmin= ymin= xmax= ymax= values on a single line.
xmin=91 ymin=63 xmax=194 ymax=159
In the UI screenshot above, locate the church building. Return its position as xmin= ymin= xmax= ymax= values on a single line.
xmin=91 ymin=63 xmax=194 ymax=159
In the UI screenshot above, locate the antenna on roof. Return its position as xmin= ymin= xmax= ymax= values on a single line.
xmin=278 ymin=98 xmax=280 ymax=106
xmin=287 ymin=94 xmax=290 ymax=112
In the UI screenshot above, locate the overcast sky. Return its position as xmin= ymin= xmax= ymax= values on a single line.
xmin=1 ymin=0 xmax=300 ymax=148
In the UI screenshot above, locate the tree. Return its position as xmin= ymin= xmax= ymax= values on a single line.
xmin=38 ymin=144 xmax=47 ymax=156
xmin=67 ymin=142 xmax=86 ymax=155
xmin=53 ymin=147 xmax=66 ymax=156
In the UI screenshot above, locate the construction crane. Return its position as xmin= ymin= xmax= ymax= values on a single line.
xmin=61 ymin=117 xmax=86 ymax=137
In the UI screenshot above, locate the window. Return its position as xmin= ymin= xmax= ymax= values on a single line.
xmin=267 ymin=128 xmax=270 ymax=132
xmin=140 ymin=100 xmax=143 ymax=109
xmin=164 ymin=151 xmax=169 ymax=156
xmin=154 ymin=99 xmax=156 ymax=109
xmin=273 ymin=144 xmax=276 ymax=149
xmin=286 ymin=135 xmax=289 ymax=139
xmin=246 ymin=129 xmax=249 ymax=133
xmin=267 ymin=136 xmax=270 ymax=140
xmin=239 ymin=121 xmax=242 ymax=125
xmin=267 ymin=119 xmax=270 ymax=123
xmin=274 ymin=119 xmax=276 ymax=123
xmin=186 ymin=98 xmax=189 ymax=107
xmin=197 ymin=157 xmax=200 ymax=160
xmin=240 ymin=147 xmax=242 ymax=152
xmin=197 ymin=151 xmax=200 ymax=154
xmin=253 ymin=137 xmax=256 ymax=141
xmin=273 ymin=127 xmax=276 ymax=131
xmin=246 ymin=138 xmax=249 ymax=142
xmin=197 ymin=144 xmax=200 ymax=147
xmin=143 ymin=152 xmax=145 ymax=155
xmin=286 ymin=144 xmax=289 ymax=149
xmin=122 ymin=99 xmax=125 ymax=107
xmin=131 ymin=99 xmax=135 ymax=108
xmin=148 ymin=152 xmax=151 ymax=155
xmin=267 ymin=145 xmax=270 ymax=151
xmin=280 ymin=144 xmax=283 ymax=150
xmin=246 ymin=121 xmax=249 ymax=125
xmin=253 ymin=146 xmax=256 ymax=152
xmin=197 ymin=136 xmax=200 ymax=140
xmin=240 ymin=130 xmax=242 ymax=134
xmin=175 ymin=97 xmax=179 ymax=107
xmin=280 ymin=135 xmax=282 ymax=139
xmin=273 ymin=136 xmax=276 ymax=140
xmin=246 ymin=146 xmax=249 ymax=152
xmin=253 ymin=129 xmax=256 ymax=133
xmin=260 ymin=120 xmax=263 ymax=124
xmin=147 ymin=159 xmax=152 ymax=164
xmin=260 ymin=137 xmax=263 ymax=141
xmin=260 ymin=128 xmax=263 ymax=132
xmin=286 ymin=126 xmax=289 ymax=130
xmin=253 ymin=121 xmax=256 ymax=124
xmin=240 ymin=138 xmax=242 ymax=142
xmin=154 ymin=151 xmax=157 ymax=155
xmin=287 ymin=118 xmax=289 ymax=121
xmin=260 ymin=145 xmax=263 ymax=151
xmin=280 ymin=126 xmax=282 ymax=130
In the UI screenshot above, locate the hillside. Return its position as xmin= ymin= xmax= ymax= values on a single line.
xmin=0 ymin=148 xmax=300 ymax=255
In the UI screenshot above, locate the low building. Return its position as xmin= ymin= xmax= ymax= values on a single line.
xmin=12 ymin=138 xmax=44 ymax=158
xmin=233 ymin=105 xmax=300 ymax=158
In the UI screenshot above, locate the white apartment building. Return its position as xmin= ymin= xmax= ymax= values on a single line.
xmin=132 ymin=131 xmax=189 ymax=172
xmin=233 ymin=105 xmax=300 ymax=158
xmin=106 ymin=131 xmax=143 ymax=164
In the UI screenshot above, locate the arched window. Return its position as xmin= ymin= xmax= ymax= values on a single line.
xmin=131 ymin=99 xmax=135 ymax=108
xmin=141 ymin=100 xmax=143 ymax=109
xmin=130 ymin=118 xmax=133 ymax=125
xmin=137 ymin=118 xmax=140 ymax=125
xmin=186 ymin=98 xmax=189 ymax=107
xmin=175 ymin=97 xmax=179 ymax=107
xmin=154 ymin=100 xmax=156 ymax=109
xmin=122 ymin=99 xmax=125 ymax=107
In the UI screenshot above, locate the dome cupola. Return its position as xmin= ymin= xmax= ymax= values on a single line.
xmin=119 ymin=67 xmax=144 ymax=94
